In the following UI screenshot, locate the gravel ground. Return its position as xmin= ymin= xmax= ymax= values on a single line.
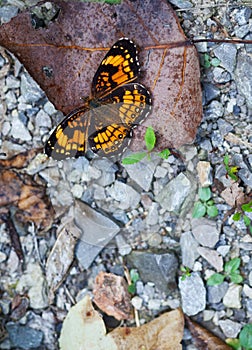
xmin=0 ymin=0 xmax=252 ymax=349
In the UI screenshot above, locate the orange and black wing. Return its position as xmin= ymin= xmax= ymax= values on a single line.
xmin=92 ymin=38 xmax=140 ymax=98
xmin=88 ymin=83 xmax=151 ymax=158
xmin=45 ymin=107 xmax=90 ymax=160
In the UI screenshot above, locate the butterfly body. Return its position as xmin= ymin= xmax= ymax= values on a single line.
xmin=45 ymin=38 xmax=151 ymax=160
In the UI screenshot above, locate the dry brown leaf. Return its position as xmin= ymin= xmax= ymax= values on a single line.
xmin=46 ymin=208 xmax=82 ymax=302
xmin=0 ymin=148 xmax=42 ymax=169
xmin=0 ymin=0 xmax=202 ymax=151
xmin=220 ymin=182 xmax=245 ymax=207
xmin=93 ymin=272 xmax=133 ymax=321
xmin=59 ymin=295 xmax=184 ymax=350
xmin=186 ymin=316 xmax=233 ymax=350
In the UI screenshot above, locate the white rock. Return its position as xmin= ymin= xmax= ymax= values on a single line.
xmin=223 ymin=284 xmax=242 ymax=308
xmin=10 ymin=116 xmax=31 ymax=141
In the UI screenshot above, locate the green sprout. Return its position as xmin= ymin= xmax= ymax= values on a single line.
xmin=192 ymin=187 xmax=218 ymax=218
xmin=122 ymin=127 xmax=170 ymax=165
xmin=233 ymin=200 xmax=252 ymax=234
xmin=180 ymin=266 xmax=191 ymax=281
xmin=223 ymin=154 xmax=239 ymax=181
xmin=128 ymin=269 xmax=140 ymax=294
xmin=203 ymin=53 xmax=221 ymax=68
xmin=207 ymin=258 xmax=243 ymax=286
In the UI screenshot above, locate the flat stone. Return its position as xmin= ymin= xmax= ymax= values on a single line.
xmin=207 ymin=282 xmax=229 ymax=303
xmin=223 ymin=284 xmax=242 ymax=308
xmin=191 ymin=218 xmax=220 ymax=248
xmin=155 ymin=172 xmax=192 ymax=213
xmin=235 ymin=53 xmax=252 ymax=109
xmin=212 ymin=67 xmax=231 ymax=83
xmin=180 ymin=231 xmax=200 ymax=269
xmin=124 ymin=157 xmax=159 ymax=191
xmin=146 ymin=202 xmax=159 ymax=226
xmin=202 ymin=83 xmax=220 ymax=104
xmin=219 ymin=319 xmax=242 ymax=338
xmin=197 ymin=246 xmax=223 ymax=272
xmin=0 ymin=6 xmax=19 ymax=23
xmin=6 ymin=75 xmax=20 ymax=89
xmin=205 ymin=100 xmax=224 ymax=119
xmin=6 ymin=324 xmax=43 ymax=350
xmin=213 ymin=44 xmax=237 ymax=73
xmin=35 ymin=109 xmax=52 ymax=129
xmin=243 ymin=284 xmax=252 ymax=299
xmin=109 ymin=181 xmax=141 ymax=210
xmin=179 ymin=272 xmax=206 ymax=316
xmin=75 ymin=201 xmax=120 ymax=269
xmin=20 ymin=72 xmax=44 ymax=103
xmin=196 ymin=161 xmax=213 ymax=187
xmin=126 ymin=251 xmax=178 ymax=294
xmin=10 ymin=116 xmax=32 ymax=141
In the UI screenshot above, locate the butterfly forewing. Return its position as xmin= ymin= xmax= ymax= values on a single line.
xmin=92 ymin=38 xmax=140 ymax=98
xmin=45 ymin=107 xmax=90 ymax=160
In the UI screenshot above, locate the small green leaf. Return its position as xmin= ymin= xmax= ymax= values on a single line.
xmin=158 ymin=149 xmax=170 ymax=159
xmin=145 ymin=127 xmax=156 ymax=151
xmin=122 ymin=152 xmax=146 ymax=165
xmin=225 ymin=258 xmax=241 ymax=274
xmin=128 ymin=283 xmax=136 ymax=294
xmin=223 ymin=155 xmax=229 ymax=167
xmin=198 ymin=187 xmax=211 ymax=202
xmin=242 ymin=201 xmax=252 ymax=213
xmin=211 ymin=57 xmax=221 ymax=67
xmin=244 ymin=215 xmax=251 ymax=227
xmin=130 ymin=269 xmax=139 ymax=284
xmin=239 ymin=324 xmax=252 ymax=349
xmin=207 ymin=205 xmax=218 ymax=217
xmin=229 ymin=273 xmax=243 ymax=284
xmin=207 ymin=273 xmax=225 ymax=286
xmin=226 ymin=338 xmax=242 ymax=350
xmin=203 ymin=54 xmax=211 ymax=68
xmin=233 ymin=212 xmax=241 ymax=221
xmin=192 ymin=202 xmax=206 ymax=218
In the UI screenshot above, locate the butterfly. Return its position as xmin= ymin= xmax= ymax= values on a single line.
xmin=45 ymin=38 xmax=152 ymax=160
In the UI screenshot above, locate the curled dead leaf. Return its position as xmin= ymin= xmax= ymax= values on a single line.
xmin=93 ymin=271 xmax=133 ymax=321
xmin=59 ymin=295 xmax=184 ymax=350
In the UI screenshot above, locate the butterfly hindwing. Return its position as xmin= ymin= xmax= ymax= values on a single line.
xmin=45 ymin=107 xmax=90 ymax=160
xmin=92 ymin=38 xmax=140 ymax=98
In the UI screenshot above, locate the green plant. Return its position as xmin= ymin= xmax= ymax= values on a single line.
xmin=180 ymin=266 xmax=191 ymax=280
xmin=226 ymin=324 xmax=252 ymax=350
xmin=233 ymin=200 xmax=252 ymax=234
xmin=203 ymin=53 xmax=221 ymax=68
xmin=223 ymin=154 xmax=239 ymax=181
xmin=128 ymin=269 xmax=140 ymax=294
xmin=122 ymin=126 xmax=170 ymax=165
xmin=207 ymin=257 xmax=243 ymax=286
xmin=192 ymin=187 xmax=218 ymax=218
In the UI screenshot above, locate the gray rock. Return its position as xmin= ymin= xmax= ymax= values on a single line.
xmin=245 ymin=33 xmax=252 ymax=53
xmin=212 ymin=67 xmax=231 ymax=83
xmin=205 ymin=100 xmax=224 ymax=119
xmin=6 ymin=75 xmax=20 ymax=89
xmin=191 ymin=218 xmax=220 ymax=248
xmin=43 ymin=101 xmax=57 ymax=115
xmin=223 ymin=284 xmax=242 ymax=308
xmin=154 ymin=165 xmax=168 ymax=178
xmin=75 ymin=201 xmax=120 ymax=269
xmin=197 ymin=246 xmax=223 ymax=272
xmin=211 ymin=130 xmax=223 ymax=148
xmin=35 ymin=109 xmax=52 ymax=129
xmin=92 ymin=158 xmax=118 ymax=186
xmin=238 ymin=168 xmax=252 ymax=188
xmin=124 ymin=157 xmax=160 ymax=191
xmin=5 ymin=90 xmax=17 ymax=109
xmin=207 ymin=282 xmax=229 ymax=303
xmin=235 ymin=53 xmax=252 ymax=109
xmin=10 ymin=116 xmax=32 ymax=141
xmin=155 ymin=172 xmax=192 ymax=214
xmin=179 ymin=272 xmax=206 ymax=316
xmin=219 ymin=319 xmax=242 ymax=338
xmin=213 ymin=44 xmax=237 ymax=73
xmin=115 ymin=234 xmax=132 ymax=256
xmin=0 ymin=6 xmax=19 ymax=24
xmin=217 ymin=119 xmax=233 ymax=136
xmin=6 ymin=324 xmax=43 ymax=350
xmin=232 ymin=7 xmax=251 ymax=25
xmin=109 ymin=181 xmax=141 ymax=210
xmin=168 ymin=0 xmax=193 ymax=8
xmin=146 ymin=202 xmax=159 ymax=226
xmin=196 ymin=161 xmax=213 ymax=187
xmin=127 ymin=251 xmax=178 ymax=294
xmin=203 ymin=83 xmax=220 ymax=104
xmin=180 ymin=231 xmax=200 ymax=269
xmin=20 ymin=72 xmax=44 ymax=103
